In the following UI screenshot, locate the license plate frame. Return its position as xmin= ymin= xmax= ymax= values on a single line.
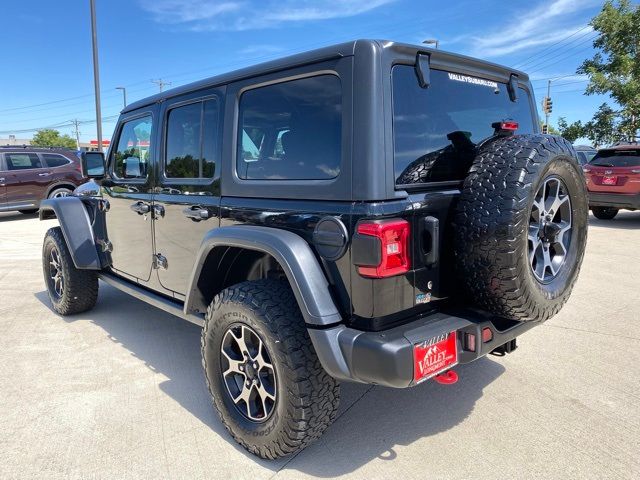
xmin=413 ymin=331 xmax=458 ymax=383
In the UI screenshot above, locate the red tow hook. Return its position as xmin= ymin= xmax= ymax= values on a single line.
xmin=433 ymin=370 xmax=458 ymax=385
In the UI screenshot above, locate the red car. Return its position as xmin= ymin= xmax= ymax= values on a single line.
xmin=0 ymin=147 xmax=85 ymax=214
xmin=584 ymin=142 xmax=640 ymax=219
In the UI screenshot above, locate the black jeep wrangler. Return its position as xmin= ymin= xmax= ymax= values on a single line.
xmin=40 ymin=40 xmax=588 ymax=459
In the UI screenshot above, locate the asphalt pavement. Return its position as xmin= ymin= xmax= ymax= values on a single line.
xmin=0 ymin=210 xmax=638 ymax=479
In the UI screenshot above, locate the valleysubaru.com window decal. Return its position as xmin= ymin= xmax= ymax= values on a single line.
xmin=447 ymin=73 xmax=498 ymax=90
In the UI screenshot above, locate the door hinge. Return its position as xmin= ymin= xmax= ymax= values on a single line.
xmin=153 ymin=253 xmax=168 ymax=270
xmin=96 ymin=238 xmax=113 ymax=253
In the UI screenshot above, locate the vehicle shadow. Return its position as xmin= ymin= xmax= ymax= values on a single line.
xmin=589 ymin=211 xmax=640 ymax=230
xmin=35 ymin=284 xmax=505 ymax=476
xmin=0 ymin=211 xmax=39 ymax=222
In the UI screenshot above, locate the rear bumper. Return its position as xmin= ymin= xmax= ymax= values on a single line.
xmin=308 ymin=310 xmax=537 ymax=388
xmin=589 ymin=192 xmax=640 ymax=209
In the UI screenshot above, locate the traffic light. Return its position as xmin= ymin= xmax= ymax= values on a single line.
xmin=542 ymin=96 xmax=553 ymax=115
xmin=542 ymin=124 xmax=548 ymax=134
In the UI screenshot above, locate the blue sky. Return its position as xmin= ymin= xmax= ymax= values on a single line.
xmin=0 ymin=0 xmax=610 ymax=143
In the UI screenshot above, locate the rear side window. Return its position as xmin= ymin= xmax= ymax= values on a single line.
xmin=237 ymin=74 xmax=342 ymax=180
xmin=165 ymin=99 xmax=218 ymax=179
xmin=392 ymin=66 xmax=535 ymax=185
xmin=5 ymin=153 xmax=42 ymax=170
xmin=43 ymin=153 xmax=72 ymax=168
xmin=112 ymin=116 xmax=153 ymax=179
xmin=590 ymin=150 xmax=640 ymax=167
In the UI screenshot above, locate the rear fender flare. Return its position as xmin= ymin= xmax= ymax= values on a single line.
xmin=184 ymin=226 xmax=342 ymax=327
xmin=39 ymin=197 xmax=101 ymax=270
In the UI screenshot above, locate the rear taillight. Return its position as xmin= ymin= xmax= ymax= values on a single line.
xmin=355 ymin=219 xmax=410 ymax=278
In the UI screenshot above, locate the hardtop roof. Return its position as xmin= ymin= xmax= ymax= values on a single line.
xmin=122 ymin=39 xmax=530 ymax=114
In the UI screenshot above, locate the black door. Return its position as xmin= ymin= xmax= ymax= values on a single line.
xmin=153 ymin=91 xmax=223 ymax=296
xmin=102 ymin=110 xmax=156 ymax=282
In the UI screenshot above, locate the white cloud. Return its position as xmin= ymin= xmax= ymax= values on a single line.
xmin=455 ymin=0 xmax=600 ymax=58
xmin=139 ymin=0 xmax=396 ymax=31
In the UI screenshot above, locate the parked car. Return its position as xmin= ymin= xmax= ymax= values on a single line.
xmin=584 ymin=142 xmax=640 ymax=219
xmin=0 ymin=147 xmax=85 ymax=214
xmin=39 ymin=39 xmax=588 ymax=459
xmin=574 ymin=145 xmax=597 ymax=166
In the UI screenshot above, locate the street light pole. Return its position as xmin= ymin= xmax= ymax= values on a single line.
xmin=422 ymin=38 xmax=439 ymax=49
xmin=89 ymin=0 xmax=103 ymax=152
xmin=116 ymin=86 xmax=127 ymax=109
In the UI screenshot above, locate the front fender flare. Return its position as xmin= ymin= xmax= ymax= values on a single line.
xmin=39 ymin=197 xmax=101 ymax=269
xmin=184 ymin=226 xmax=342 ymax=327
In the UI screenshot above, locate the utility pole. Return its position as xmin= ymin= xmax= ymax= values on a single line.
xmin=151 ymin=79 xmax=172 ymax=92
xmin=116 ymin=86 xmax=127 ymax=108
xmin=71 ymin=119 xmax=81 ymax=150
xmin=89 ymin=0 xmax=103 ymax=152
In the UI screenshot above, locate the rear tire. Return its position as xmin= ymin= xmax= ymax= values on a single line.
xmin=201 ymin=279 xmax=340 ymax=459
xmin=48 ymin=187 xmax=73 ymax=199
xmin=42 ymin=227 xmax=98 ymax=315
xmin=591 ymin=206 xmax=618 ymax=220
xmin=454 ymin=135 xmax=588 ymax=322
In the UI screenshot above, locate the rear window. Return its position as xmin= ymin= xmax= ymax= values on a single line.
xmin=392 ymin=66 xmax=535 ymax=185
xmin=590 ymin=150 xmax=640 ymax=167
xmin=237 ymin=74 xmax=342 ymax=180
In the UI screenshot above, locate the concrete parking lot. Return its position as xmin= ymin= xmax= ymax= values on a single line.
xmin=0 ymin=211 xmax=638 ymax=480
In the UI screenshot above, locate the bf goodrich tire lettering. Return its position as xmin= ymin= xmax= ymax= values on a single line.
xmin=453 ymin=135 xmax=588 ymax=322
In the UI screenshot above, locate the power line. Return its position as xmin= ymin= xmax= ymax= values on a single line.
xmin=527 ymin=43 xmax=598 ymax=75
xmin=524 ymin=33 xmax=598 ymax=73
xmin=514 ymin=25 xmax=593 ymax=69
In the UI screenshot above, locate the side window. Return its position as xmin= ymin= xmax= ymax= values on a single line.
xmin=237 ymin=74 xmax=342 ymax=180
xmin=112 ymin=115 xmax=153 ymax=179
xmin=165 ymin=99 xmax=218 ymax=179
xmin=42 ymin=154 xmax=72 ymax=168
xmin=5 ymin=153 xmax=42 ymax=170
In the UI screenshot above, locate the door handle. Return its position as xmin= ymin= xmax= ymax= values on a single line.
xmin=183 ymin=205 xmax=210 ymax=221
xmin=130 ymin=201 xmax=151 ymax=215
xmin=38 ymin=172 xmax=52 ymax=177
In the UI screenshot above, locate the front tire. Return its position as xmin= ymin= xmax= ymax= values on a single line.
xmin=202 ymin=280 xmax=340 ymax=459
xmin=591 ymin=206 xmax=618 ymax=220
xmin=42 ymin=227 xmax=98 ymax=315
xmin=454 ymin=135 xmax=588 ymax=322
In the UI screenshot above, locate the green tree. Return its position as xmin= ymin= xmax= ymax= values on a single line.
xmin=557 ymin=117 xmax=585 ymax=143
xmin=584 ymin=103 xmax=619 ymax=147
xmin=31 ymin=129 xmax=77 ymax=149
xmin=578 ymin=0 xmax=640 ymax=141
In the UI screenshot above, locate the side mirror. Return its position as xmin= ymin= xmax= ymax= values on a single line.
xmin=81 ymin=151 xmax=106 ymax=178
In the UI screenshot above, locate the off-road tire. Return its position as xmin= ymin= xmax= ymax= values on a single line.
xmin=591 ymin=206 xmax=618 ymax=220
xmin=453 ymin=135 xmax=588 ymax=322
xmin=201 ymin=279 xmax=340 ymax=459
xmin=42 ymin=227 xmax=99 ymax=315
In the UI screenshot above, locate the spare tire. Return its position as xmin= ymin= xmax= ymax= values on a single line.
xmin=453 ymin=134 xmax=588 ymax=322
